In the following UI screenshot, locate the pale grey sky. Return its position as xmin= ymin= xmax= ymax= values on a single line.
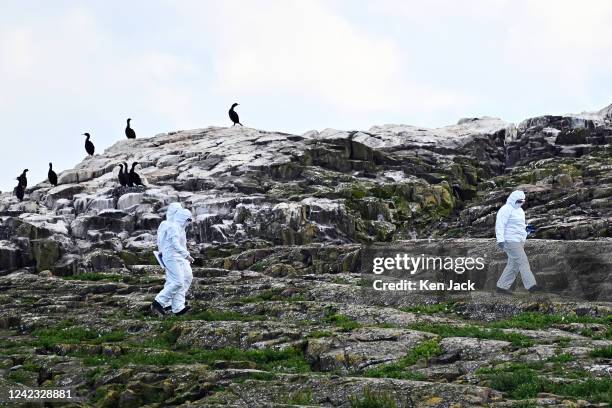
xmin=1 ymin=0 xmax=611 ymax=191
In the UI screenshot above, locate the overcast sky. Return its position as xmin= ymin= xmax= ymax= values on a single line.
xmin=1 ymin=0 xmax=611 ymax=191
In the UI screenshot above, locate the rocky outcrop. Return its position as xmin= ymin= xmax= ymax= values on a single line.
xmin=0 ymin=104 xmax=610 ymax=283
xmin=0 ymin=103 xmax=611 ymax=406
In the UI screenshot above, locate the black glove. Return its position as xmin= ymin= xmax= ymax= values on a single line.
xmin=526 ymin=225 xmax=536 ymax=234
xmin=497 ymin=242 xmax=505 ymax=250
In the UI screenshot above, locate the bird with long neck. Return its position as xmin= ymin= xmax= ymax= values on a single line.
xmin=48 ymin=163 xmax=58 ymax=186
xmin=124 ymin=162 xmax=134 ymax=187
xmin=17 ymin=169 xmax=29 ymax=188
xmin=14 ymin=178 xmax=25 ymax=201
xmin=229 ymin=103 xmax=243 ymax=126
xmin=129 ymin=162 xmax=145 ymax=186
xmin=83 ymin=133 xmax=95 ymax=156
xmin=125 ymin=118 xmax=136 ymax=139
xmin=117 ymin=164 xmax=128 ymax=186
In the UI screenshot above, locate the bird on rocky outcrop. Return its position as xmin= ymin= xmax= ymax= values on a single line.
xmin=17 ymin=169 xmax=29 ymax=188
xmin=83 ymin=133 xmax=95 ymax=156
xmin=229 ymin=103 xmax=243 ymax=126
xmin=117 ymin=164 xmax=128 ymax=187
xmin=125 ymin=118 xmax=136 ymax=139
xmin=14 ymin=178 xmax=25 ymax=201
xmin=129 ymin=162 xmax=145 ymax=187
xmin=124 ymin=162 xmax=134 ymax=187
xmin=48 ymin=163 xmax=58 ymax=186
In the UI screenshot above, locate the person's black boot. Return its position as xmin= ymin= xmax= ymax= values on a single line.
xmin=174 ymin=305 xmax=191 ymax=316
xmin=528 ymin=285 xmax=543 ymax=293
xmin=165 ymin=301 xmax=188 ymax=313
xmin=151 ymin=300 xmax=167 ymax=315
xmin=496 ymin=286 xmax=513 ymax=295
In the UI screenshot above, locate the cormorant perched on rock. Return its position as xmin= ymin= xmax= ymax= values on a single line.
xmin=83 ymin=133 xmax=95 ymax=156
xmin=129 ymin=162 xmax=145 ymax=186
xmin=124 ymin=162 xmax=134 ymax=187
xmin=14 ymin=178 xmax=25 ymax=202
xmin=17 ymin=169 xmax=29 ymax=188
xmin=48 ymin=163 xmax=58 ymax=186
xmin=125 ymin=118 xmax=136 ymax=139
xmin=229 ymin=103 xmax=243 ymax=126
xmin=117 ymin=164 xmax=128 ymax=186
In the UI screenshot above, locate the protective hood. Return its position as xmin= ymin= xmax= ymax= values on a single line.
xmin=174 ymin=208 xmax=193 ymax=228
xmin=166 ymin=202 xmax=183 ymax=223
xmin=506 ymin=190 xmax=526 ymax=209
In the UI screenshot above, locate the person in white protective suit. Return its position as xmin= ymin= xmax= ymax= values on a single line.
xmin=495 ymin=190 xmax=542 ymax=294
xmin=152 ymin=205 xmax=194 ymax=315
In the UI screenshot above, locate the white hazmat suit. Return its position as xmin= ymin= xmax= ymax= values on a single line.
xmin=495 ymin=190 xmax=537 ymax=291
xmin=155 ymin=205 xmax=194 ymax=314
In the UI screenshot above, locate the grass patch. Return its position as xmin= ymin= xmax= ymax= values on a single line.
xmin=7 ymin=369 xmax=37 ymax=385
xmin=307 ymin=330 xmax=334 ymax=338
xmin=477 ymin=363 xmax=612 ymax=403
xmin=233 ymin=289 xmax=305 ymax=304
xmin=323 ymin=312 xmax=361 ymax=332
xmin=349 ymin=387 xmax=398 ymax=408
xmin=547 ymin=353 xmax=575 ymax=363
xmin=363 ymin=339 xmax=440 ymax=380
xmin=590 ymin=345 xmax=612 ymax=359
xmin=400 ymin=302 xmax=456 ymax=315
xmin=32 ymin=324 xmax=127 ymax=347
xmin=488 ymin=312 xmax=611 ymax=330
xmin=233 ymin=371 xmax=277 ymax=383
xmin=69 ymin=346 xmax=311 ymax=373
xmin=166 ymin=309 xmax=266 ymax=322
xmin=406 ymin=323 xmax=533 ymax=348
xmin=283 ymin=390 xmax=313 ymax=405
xmin=63 ymin=272 xmax=125 ymax=282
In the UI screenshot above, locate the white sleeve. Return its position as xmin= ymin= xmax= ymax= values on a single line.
xmin=167 ymin=226 xmax=190 ymax=259
xmin=495 ymin=206 xmax=510 ymax=243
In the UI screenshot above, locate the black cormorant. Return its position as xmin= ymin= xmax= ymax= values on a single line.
xmin=124 ymin=162 xmax=134 ymax=187
xmin=17 ymin=169 xmax=29 ymax=188
xmin=14 ymin=178 xmax=25 ymax=202
xmin=117 ymin=164 xmax=128 ymax=186
xmin=125 ymin=118 xmax=136 ymax=139
xmin=129 ymin=162 xmax=145 ymax=186
xmin=84 ymin=133 xmax=95 ymax=156
xmin=229 ymin=103 xmax=243 ymax=126
xmin=48 ymin=163 xmax=58 ymax=186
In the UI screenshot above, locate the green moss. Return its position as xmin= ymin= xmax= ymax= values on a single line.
xmin=351 ymin=186 xmax=368 ymax=199
xmin=119 ymin=251 xmax=157 ymax=266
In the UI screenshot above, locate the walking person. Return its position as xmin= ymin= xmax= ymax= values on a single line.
xmin=495 ymin=190 xmax=542 ymax=294
xmin=152 ymin=204 xmax=194 ymax=315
